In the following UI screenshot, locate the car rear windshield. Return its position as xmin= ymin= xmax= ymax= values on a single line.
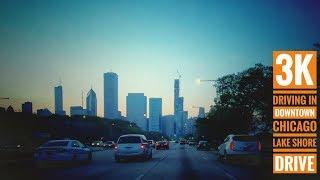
xmin=42 ymin=141 xmax=69 ymax=147
xmin=118 ymin=136 xmax=141 ymax=144
xmin=233 ymin=136 xmax=257 ymax=142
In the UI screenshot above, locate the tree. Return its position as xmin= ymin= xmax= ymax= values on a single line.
xmin=196 ymin=64 xmax=272 ymax=142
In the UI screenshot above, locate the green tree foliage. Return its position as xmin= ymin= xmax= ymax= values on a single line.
xmin=0 ymin=112 xmax=167 ymax=150
xmin=196 ymin=64 xmax=272 ymax=142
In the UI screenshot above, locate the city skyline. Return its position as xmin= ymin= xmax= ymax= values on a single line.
xmin=1 ymin=0 xmax=319 ymax=116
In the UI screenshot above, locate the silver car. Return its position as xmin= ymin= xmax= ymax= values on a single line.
xmin=34 ymin=140 xmax=92 ymax=166
xmin=114 ymin=134 xmax=152 ymax=162
xmin=217 ymin=135 xmax=261 ymax=163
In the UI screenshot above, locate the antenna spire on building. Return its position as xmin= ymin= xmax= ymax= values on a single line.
xmin=58 ymin=77 xmax=62 ymax=86
xmin=81 ymin=90 xmax=84 ymax=108
xmin=177 ymin=70 xmax=182 ymax=79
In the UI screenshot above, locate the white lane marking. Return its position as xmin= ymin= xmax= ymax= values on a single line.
xmin=135 ymin=153 xmax=168 ymax=180
xmin=198 ymin=151 xmax=237 ymax=180
xmin=135 ymin=174 xmax=144 ymax=180
xmin=224 ymin=172 xmax=237 ymax=180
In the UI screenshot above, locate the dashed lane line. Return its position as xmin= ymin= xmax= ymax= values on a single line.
xmin=135 ymin=153 xmax=168 ymax=180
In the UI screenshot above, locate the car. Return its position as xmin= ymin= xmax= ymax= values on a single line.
xmin=188 ymin=140 xmax=196 ymax=146
xmin=217 ymin=135 xmax=261 ymax=163
xmin=34 ymin=140 xmax=92 ymax=166
xmin=155 ymin=141 xmax=169 ymax=150
xmin=105 ymin=141 xmax=115 ymax=148
xmin=148 ymin=140 xmax=155 ymax=148
xmin=91 ymin=140 xmax=105 ymax=147
xmin=197 ymin=141 xmax=210 ymax=151
xmin=179 ymin=139 xmax=186 ymax=145
xmin=114 ymin=134 xmax=152 ymax=162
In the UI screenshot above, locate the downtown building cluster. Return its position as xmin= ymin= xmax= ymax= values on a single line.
xmin=16 ymin=71 xmax=204 ymax=138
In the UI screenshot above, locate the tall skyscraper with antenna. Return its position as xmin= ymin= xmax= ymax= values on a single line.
xmin=54 ymin=84 xmax=65 ymax=115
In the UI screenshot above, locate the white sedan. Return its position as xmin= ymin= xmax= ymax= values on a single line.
xmin=34 ymin=140 xmax=92 ymax=165
xmin=217 ymin=135 xmax=261 ymax=163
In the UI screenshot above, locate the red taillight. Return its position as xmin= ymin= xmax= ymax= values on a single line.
xmin=258 ymin=141 xmax=261 ymax=151
xmin=140 ymin=144 xmax=145 ymax=149
xmin=230 ymin=141 xmax=235 ymax=151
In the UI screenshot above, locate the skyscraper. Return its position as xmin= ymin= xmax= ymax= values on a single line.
xmin=54 ymin=85 xmax=65 ymax=115
xmin=198 ymin=107 xmax=205 ymax=118
xmin=86 ymin=88 xmax=97 ymax=116
xmin=176 ymin=97 xmax=184 ymax=136
xmin=22 ymin=101 xmax=32 ymax=114
xmin=174 ymin=79 xmax=180 ymax=135
xmin=149 ymin=98 xmax=162 ymax=132
xmin=104 ymin=72 xmax=119 ymax=119
xmin=174 ymin=79 xmax=180 ymax=116
xmin=161 ymin=115 xmax=174 ymax=137
xmin=126 ymin=93 xmax=147 ymax=130
xmin=182 ymin=111 xmax=188 ymax=135
xmin=173 ymin=78 xmax=185 ymax=137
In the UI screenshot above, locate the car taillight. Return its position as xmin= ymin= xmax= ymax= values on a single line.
xmin=140 ymin=144 xmax=145 ymax=149
xmin=230 ymin=141 xmax=235 ymax=151
xmin=258 ymin=141 xmax=261 ymax=151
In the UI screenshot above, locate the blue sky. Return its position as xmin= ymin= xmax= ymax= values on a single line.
xmin=0 ymin=0 xmax=319 ymax=116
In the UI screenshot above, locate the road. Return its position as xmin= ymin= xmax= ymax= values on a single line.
xmin=2 ymin=143 xmax=273 ymax=180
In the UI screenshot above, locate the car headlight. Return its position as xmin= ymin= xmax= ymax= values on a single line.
xmin=92 ymin=143 xmax=94 ymax=145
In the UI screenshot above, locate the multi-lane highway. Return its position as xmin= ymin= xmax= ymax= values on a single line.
xmin=2 ymin=143 xmax=272 ymax=180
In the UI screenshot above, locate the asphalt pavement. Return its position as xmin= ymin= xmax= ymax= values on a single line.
xmin=1 ymin=143 xmax=275 ymax=180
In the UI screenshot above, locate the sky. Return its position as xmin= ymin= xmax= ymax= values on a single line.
xmin=0 ymin=0 xmax=319 ymax=117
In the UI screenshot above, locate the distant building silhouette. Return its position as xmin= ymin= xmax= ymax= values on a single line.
xmin=176 ymin=97 xmax=184 ymax=136
xmin=126 ymin=93 xmax=147 ymax=130
xmin=37 ymin=108 xmax=52 ymax=117
xmin=7 ymin=105 xmax=14 ymax=112
xmin=161 ymin=115 xmax=174 ymax=137
xmin=70 ymin=106 xmax=85 ymax=116
xmin=185 ymin=117 xmax=196 ymax=135
xmin=104 ymin=72 xmax=119 ymax=119
xmin=22 ymin=101 xmax=33 ymax=114
xmin=149 ymin=98 xmax=162 ymax=132
xmin=174 ymin=79 xmax=180 ymax=116
xmin=86 ymin=88 xmax=97 ymax=116
xmin=182 ymin=111 xmax=188 ymax=135
xmin=198 ymin=107 xmax=205 ymax=118
xmin=173 ymin=79 xmax=185 ymax=137
xmin=54 ymin=85 xmax=65 ymax=115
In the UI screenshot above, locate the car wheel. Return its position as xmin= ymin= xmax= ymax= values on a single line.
xmin=115 ymin=155 xmax=120 ymax=162
xmin=87 ymin=152 xmax=92 ymax=163
xmin=217 ymin=153 xmax=223 ymax=161
xmin=72 ymin=154 xmax=77 ymax=163
xmin=223 ymin=151 xmax=228 ymax=162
